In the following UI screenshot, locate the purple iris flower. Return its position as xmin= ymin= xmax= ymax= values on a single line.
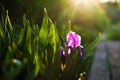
xmin=67 ymin=31 xmax=81 ymax=54
xmin=60 ymin=31 xmax=86 ymax=64
xmin=67 ymin=31 xmax=85 ymax=58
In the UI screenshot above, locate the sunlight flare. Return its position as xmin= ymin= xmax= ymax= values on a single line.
xmin=69 ymin=0 xmax=100 ymax=9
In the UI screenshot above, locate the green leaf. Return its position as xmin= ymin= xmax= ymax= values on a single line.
xmin=6 ymin=10 xmax=13 ymax=33
xmin=39 ymin=8 xmax=49 ymax=45
xmin=33 ymin=37 xmax=45 ymax=76
xmin=17 ymin=15 xmax=31 ymax=54
xmin=5 ymin=45 xmax=13 ymax=67
xmin=0 ymin=24 xmax=4 ymax=38
xmin=34 ymin=51 xmax=45 ymax=76
xmin=48 ymin=18 xmax=56 ymax=53
xmin=48 ymin=18 xmax=57 ymax=64
xmin=85 ymin=33 xmax=101 ymax=55
xmin=17 ymin=28 xmax=24 ymax=46
xmin=6 ymin=11 xmax=14 ymax=42
xmin=25 ymin=21 xmax=31 ymax=54
xmin=46 ymin=43 xmax=53 ymax=68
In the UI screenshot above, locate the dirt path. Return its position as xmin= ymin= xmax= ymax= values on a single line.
xmin=88 ymin=41 xmax=120 ymax=80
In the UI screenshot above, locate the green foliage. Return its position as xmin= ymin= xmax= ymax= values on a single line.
xmin=85 ymin=33 xmax=101 ymax=55
xmin=39 ymin=8 xmax=49 ymax=45
xmin=106 ymin=25 xmax=120 ymax=40
xmin=0 ymin=8 xmax=101 ymax=80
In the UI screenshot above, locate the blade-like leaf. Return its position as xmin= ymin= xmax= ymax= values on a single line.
xmin=84 ymin=33 xmax=101 ymax=55
xmin=48 ymin=18 xmax=56 ymax=53
xmin=33 ymin=37 xmax=45 ymax=76
xmin=39 ymin=8 xmax=49 ymax=45
xmin=17 ymin=15 xmax=31 ymax=55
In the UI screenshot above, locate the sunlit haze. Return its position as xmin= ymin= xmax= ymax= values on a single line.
xmin=99 ymin=0 xmax=120 ymax=3
xmin=69 ymin=0 xmax=100 ymax=10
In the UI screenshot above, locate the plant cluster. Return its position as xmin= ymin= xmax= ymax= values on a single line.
xmin=0 ymin=8 xmax=101 ymax=80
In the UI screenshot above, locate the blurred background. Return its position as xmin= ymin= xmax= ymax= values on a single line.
xmin=1 ymin=0 xmax=120 ymax=44
xmin=0 ymin=0 xmax=120 ymax=79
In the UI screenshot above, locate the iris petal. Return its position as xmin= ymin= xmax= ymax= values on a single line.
xmin=75 ymin=34 xmax=81 ymax=47
xmin=68 ymin=48 xmax=71 ymax=54
xmin=60 ymin=49 xmax=66 ymax=65
xmin=67 ymin=31 xmax=81 ymax=48
xmin=79 ymin=46 xmax=86 ymax=59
